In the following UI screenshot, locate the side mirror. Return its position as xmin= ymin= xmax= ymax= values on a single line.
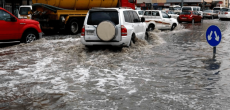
xmin=141 ymin=17 xmax=145 ymax=22
xmin=169 ymin=15 xmax=171 ymax=18
xmin=198 ymin=14 xmax=201 ymax=16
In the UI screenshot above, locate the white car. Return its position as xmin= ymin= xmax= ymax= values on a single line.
xmin=218 ymin=8 xmax=230 ymax=20
xmin=135 ymin=10 xmax=145 ymax=18
xmin=143 ymin=10 xmax=178 ymax=31
xmin=164 ymin=10 xmax=179 ymax=19
xmin=81 ymin=8 xmax=147 ymax=47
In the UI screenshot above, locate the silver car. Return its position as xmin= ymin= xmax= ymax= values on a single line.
xmin=203 ymin=10 xmax=218 ymax=19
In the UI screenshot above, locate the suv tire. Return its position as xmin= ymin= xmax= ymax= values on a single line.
xmin=148 ymin=24 xmax=155 ymax=31
xmin=96 ymin=21 xmax=116 ymax=41
xmin=171 ymin=24 xmax=177 ymax=31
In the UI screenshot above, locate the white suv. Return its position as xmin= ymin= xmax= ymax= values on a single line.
xmin=80 ymin=8 xmax=147 ymax=47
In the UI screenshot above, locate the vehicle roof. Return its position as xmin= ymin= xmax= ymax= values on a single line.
xmin=182 ymin=6 xmax=200 ymax=8
xmin=89 ymin=8 xmax=133 ymax=11
xmin=145 ymin=10 xmax=161 ymax=11
xmin=20 ymin=5 xmax=32 ymax=7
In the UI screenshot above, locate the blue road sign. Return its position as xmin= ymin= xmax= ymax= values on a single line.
xmin=206 ymin=25 xmax=222 ymax=47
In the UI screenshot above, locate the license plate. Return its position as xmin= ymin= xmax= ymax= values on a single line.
xmin=87 ymin=31 xmax=94 ymax=35
xmin=182 ymin=17 xmax=187 ymax=19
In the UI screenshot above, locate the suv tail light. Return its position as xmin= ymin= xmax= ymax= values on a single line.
xmin=219 ymin=12 xmax=220 ymax=14
xmin=81 ymin=25 xmax=85 ymax=36
xmin=121 ymin=25 xmax=127 ymax=36
xmin=207 ymin=13 xmax=211 ymax=15
xmin=225 ymin=12 xmax=228 ymax=14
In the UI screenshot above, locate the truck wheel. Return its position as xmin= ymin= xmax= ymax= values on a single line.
xmin=144 ymin=32 xmax=149 ymax=41
xmin=21 ymin=31 xmax=37 ymax=43
xmin=67 ymin=19 xmax=79 ymax=35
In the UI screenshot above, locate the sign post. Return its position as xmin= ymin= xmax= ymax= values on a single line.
xmin=206 ymin=25 xmax=222 ymax=59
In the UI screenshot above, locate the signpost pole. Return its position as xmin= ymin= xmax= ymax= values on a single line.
xmin=213 ymin=47 xmax=216 ymax=59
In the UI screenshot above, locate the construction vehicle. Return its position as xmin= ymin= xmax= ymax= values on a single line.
xmin=31 ymin=0 xmax=137 ymax=35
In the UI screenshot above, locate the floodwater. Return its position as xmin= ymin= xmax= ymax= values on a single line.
xmin=0 ymin=19 xmax=230 ymax=110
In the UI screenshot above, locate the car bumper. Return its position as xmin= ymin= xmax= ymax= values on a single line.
xmin=38 ymin=32 xmax=42 ymax=39
xmin=203 ymin=15 xmax=212 ymax=17
xmin=178 ymin=18 xmax=192 ymax=22
xmin=80 ymin=36 xmax=130 ymax=47
xmin=218 ymin=15 xmax=230 ymax=18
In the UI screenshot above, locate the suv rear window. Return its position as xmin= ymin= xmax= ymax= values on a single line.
xmin=87 ymin=11 xmax=119 ymax=25
xmin=181 ymin=11 xmax=191 ymax=15
xmin=182 ymin=7 xmax=192 ymax=11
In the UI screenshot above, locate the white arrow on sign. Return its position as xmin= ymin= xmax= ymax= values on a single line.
xmin=208 ymin=31 xmax=213 ymax=41
xmin=214 ymin=31 xmax=220 ymax=41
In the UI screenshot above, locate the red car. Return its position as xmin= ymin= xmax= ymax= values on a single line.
xmin=0 ymin=7 xmax=42 ymax=43
xmin=178 ymin=11 xmax=203 ymax=23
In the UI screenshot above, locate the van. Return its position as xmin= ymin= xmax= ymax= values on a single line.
xmin=182 ymin=6 xmax=203 ymax=17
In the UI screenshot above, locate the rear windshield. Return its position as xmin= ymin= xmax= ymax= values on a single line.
xmin=181 ymin=11 xmax=191 ymax=15
xmin=87 ymin=11 xmax=119 ymax=25
xmin=19 ymin=7 xmax=31 ymax=15
xmin=213 ymin=8 xmax=220 ymax=10
xmin=204 ymin=10 xmax=212 ymax=12
xmin=182 ymin=7 xmax=192 ymax=11
xmin=221 ymin=8 xmax=230 ymax=11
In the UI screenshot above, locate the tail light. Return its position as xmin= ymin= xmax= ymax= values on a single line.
xmin=225 ymin=12 xmax=228 ymax=14
xmin=207 ymin=13 xmax=211 ymax=15
xmin=219 ymin=12 xmax=220 ymax=14
xmin=81 ymin=25 xmax=85 ymax=36
xmin=121 ymin=25 xmax=127 ymax=36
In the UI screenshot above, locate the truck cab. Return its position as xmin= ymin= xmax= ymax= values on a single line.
xmin=18 ymin=5 xmax=32 ymax=19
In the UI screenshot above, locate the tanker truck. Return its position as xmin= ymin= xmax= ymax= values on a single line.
xmin=31 ymin=0 xmax=136 ymax=35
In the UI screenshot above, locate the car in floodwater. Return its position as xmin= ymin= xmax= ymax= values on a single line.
xmin=218 ymin=8 xmax=230 ymax=20
xmin=203 ymin=10 xmax=218 ymax=19
xmin=178 ymin=11 xmax=203 ymax=23
xmin=0 ymin=7 xmax=42 ymax=43
xmin=81 ymin=8 xmax=148 ymax=48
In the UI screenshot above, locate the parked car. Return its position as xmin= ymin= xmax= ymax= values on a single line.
xmin=218 ymin=8 xmax=230 ymax=20
xmin=0 ymin=7 xmax=42 ymax=43
xmin=203 ymin=10 xmax=218 ymax=19
xmin=169 ymin=5 xmax=182 ymax=15
xmin=143 ymin=10 xmax=178 ymax=31
xmin=213 ymin=7 xmax=224 ymax=13
xmin=135 ymin=10 xmax=145 ymax=18
xmin=178 ymin=11 xmax=203 ymax=23
xmin=81 ymin=8 xmax=147 ymax=48
xmin=164 ymin=10 xmax=179 ymax=19
xmin=182 ymin=6 xmax=203 ymax=17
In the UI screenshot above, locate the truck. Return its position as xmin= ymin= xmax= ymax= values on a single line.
xmin=18 ymin=5 xmax=32 ymax=19
xmin=30 ymin=0 xmax=137 ymax=35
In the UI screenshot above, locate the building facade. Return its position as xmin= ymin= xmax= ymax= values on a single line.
xmin=0 ymin=0 xmax=32 ymax=15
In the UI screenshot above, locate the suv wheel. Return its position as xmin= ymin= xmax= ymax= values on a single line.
xmin=129 ymin=35 xmax=136 ymax=47
xmin=144 ymin=32 xmax=149 ymax=41
xmin=148 ymin=24 xmax=155 ymax=31
xmin=21 ymin=31 xmax=37 ymax=43
xmin=171 ymin=24 xmax=177 ymax=31
xmin=67 ymin=19 xmax=79 ymax=35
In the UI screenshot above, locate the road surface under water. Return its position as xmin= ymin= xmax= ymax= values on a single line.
xmin=0 ymin=19 xmax=230 ymax=110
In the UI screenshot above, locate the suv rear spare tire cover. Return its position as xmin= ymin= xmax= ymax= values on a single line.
xmin=96 ymin=21 xmax=116 ymax=41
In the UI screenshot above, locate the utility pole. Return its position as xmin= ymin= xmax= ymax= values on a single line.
xmin=228 ymin=0 xmax=229 ymax=8
xmin=181 ymin=0 xmax=183 ymax=7
xmin=203 ymin=0 xmax=205 ymax=11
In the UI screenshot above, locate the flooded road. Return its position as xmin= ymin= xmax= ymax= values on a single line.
xmin=1 ymin=19 xmax=230 ymax=110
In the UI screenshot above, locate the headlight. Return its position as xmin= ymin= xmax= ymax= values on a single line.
xmin=61 ymin=16 xmax=65 ymax=22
